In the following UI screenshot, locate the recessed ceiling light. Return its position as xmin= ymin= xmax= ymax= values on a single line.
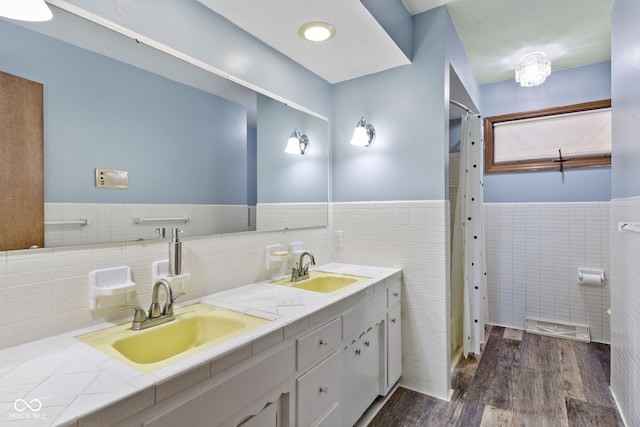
xmin=298 ymin=21 xmax=336 ymax=42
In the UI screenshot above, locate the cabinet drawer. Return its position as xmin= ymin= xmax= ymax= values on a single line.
xmin=387 ymin=282 xmax=401 ymax=308
xmin=296 ymin=351 xmax=341 ymax=427
xmin=297 ymin=317 xmax=341 ymax=369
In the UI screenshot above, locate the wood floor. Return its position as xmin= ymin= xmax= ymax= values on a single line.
xmin=368 ymin=326 xmax=624 ymax=427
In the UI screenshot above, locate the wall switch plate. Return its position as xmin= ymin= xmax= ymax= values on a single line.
xmin=95 ymin=168 xmax=128 ymax=189
xmin=334 ymin=230 xmax=344 ymax=248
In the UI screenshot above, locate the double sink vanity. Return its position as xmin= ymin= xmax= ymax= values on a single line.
xmin=1 ymin=263 xmax=402 ymax=426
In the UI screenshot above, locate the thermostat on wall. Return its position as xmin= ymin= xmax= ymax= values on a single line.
xmin=95 ymin=168 xmax=128 ymax=189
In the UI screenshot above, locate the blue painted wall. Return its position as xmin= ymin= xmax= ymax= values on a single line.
xmin=332 ymin=6 xmax=480 ymax=202
xmin=257 ymin=95 xmax=329 ymax=203
xmin=0 ymin=20 xmax=248 ymax=205
xmin=61 ymin=0 xmax=332 ymax=120
xmin=611 ymin=1 xmax=640 ymax=199
xmin=483 ymin=62 xmax=612 ymax=202
xmin=361 ymin=0 xmax=413 ymax=60
xmin=332 ymin=8 xmax=446 ymax=201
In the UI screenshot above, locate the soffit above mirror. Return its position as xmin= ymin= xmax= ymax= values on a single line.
xmin=198 ymin=0 xmax=411 ymax=84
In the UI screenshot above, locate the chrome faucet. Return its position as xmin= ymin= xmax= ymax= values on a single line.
xmin=291 ymin=251 xmax=316 ymax=282
xmin=120 ymin=279 xmax=185 ymax=330
xmin=149 ymin=278 xmax=173 ymax=318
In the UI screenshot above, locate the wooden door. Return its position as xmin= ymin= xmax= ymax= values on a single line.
xmin=0 ymin=70 xmax=44 ymax=251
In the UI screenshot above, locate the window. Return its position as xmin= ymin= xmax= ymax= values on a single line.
xmin=484 ymin=100 xmax=611 ymax=173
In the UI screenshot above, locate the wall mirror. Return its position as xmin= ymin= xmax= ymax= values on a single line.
xmin=0 ymin=5 xmax=328 ymax=250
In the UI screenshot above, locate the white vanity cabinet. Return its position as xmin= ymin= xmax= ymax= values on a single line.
xmin=104 ymin=269 xmax=402 ymax=427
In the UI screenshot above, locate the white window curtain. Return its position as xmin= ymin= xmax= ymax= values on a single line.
xmin=452 ymin=112 xmax=488 ymax=357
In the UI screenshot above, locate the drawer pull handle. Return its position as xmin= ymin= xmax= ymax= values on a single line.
xmin=355 ymin=349 xmax=361 ymax=356
xmin=319 ymin=339 xmax=328 ymax=346
xmin=364 ymin=340 xmax=370 ymax=347
xmin=391 ymin=318 xmax=397 ymax=323
xmin=393 ymin=292 xmax=399 ymax=297
xmin=319 ymin=387 xmax=328 ymax=394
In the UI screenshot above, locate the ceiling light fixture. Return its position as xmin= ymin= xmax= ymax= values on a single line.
xmin=515 ymin=52 xmax=551 ymax=87
xmin=350 ymin=117 xmax=375 ymax=147
xmin=0 ymin=0 xmax=52 ymax=22
xmin=284 ymin=129 xmax=309 ymax=155
xmin=298 ymin=21 xmax=336 ymax=42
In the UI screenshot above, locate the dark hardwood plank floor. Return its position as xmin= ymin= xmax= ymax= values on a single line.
xmin=368 ymin=326 xmax=624 ymax=427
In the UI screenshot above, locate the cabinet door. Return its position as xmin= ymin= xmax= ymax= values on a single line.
xmin=341 ymin=325 xmax=380 ymax=427
xmin=387 ymin=305 xmax=402 ymax=390
xmin=0 ymin=71 xmax=44 ymax=251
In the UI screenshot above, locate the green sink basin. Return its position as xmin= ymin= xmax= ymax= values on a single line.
xmin=273 ymin=271 xmax=370 ymax=293
xmin=77 ymin=304 xmax=271 ymax=372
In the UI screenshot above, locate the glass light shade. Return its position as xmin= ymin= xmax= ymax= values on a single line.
xmin=0 ymin=0 xmax=52 ymax=21
xmin=350 ymin=117 xmax=375 ymax=147
xmin=284 ymin=129 xmax=309 ymax=155
xmin=515 ymin=52 xmax=551 ymax=87
xmin=350 ymin=126 xmax=369 ymax=147
xmin=284 ymin=136 xmax=301 ymax=154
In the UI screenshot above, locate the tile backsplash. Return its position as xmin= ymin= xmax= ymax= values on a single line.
xmin=0 ymin=227 xmax=331 ymax=350
xmin=0 ymin=199 xmax=453 ymax=402
xmin=2 ymin=198 xmax=621 ymax=408
xmin=484 ymin=202 xmax=610 ymax=343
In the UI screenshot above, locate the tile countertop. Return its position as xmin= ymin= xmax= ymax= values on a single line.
xmin=0 ymin=263 xmax=401 ymax=427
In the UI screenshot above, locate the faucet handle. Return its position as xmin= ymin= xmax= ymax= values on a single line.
xmin=120 ymin=305 xmax=147 ymax=322
xmin=163 ymin=292 xmax=186 ymax=316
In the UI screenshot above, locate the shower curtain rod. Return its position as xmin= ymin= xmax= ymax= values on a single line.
xmin=450 ymin=99 xmax=478 ymax=115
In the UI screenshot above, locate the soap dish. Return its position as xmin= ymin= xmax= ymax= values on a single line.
xmin=152 ymin=260 xmax=190 ymax=290
xmin=88 ymin=266 xmax=136 ymax=310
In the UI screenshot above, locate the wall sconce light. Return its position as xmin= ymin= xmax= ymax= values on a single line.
xmin=0 ymin=0 xmax=52 ymax=22
xmin=350 ymin=117 xmax=375 ymax=147
xmin=284 ymin=129 xmax=309 ymax=155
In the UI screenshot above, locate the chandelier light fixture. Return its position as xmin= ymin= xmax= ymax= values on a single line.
xmin=515 ymin=52 xmax=551 ymax=87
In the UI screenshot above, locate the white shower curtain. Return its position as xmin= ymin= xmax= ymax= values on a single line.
xmin=452 ymin=112 xmax=488 ymax=358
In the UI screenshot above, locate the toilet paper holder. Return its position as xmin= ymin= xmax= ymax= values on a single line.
xmin=577 ymin=268 xmax=604 ymax=285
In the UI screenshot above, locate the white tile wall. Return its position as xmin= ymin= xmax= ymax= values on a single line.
xmin=256 ymin=203 xmax=328 ymax=231
xmin=332 ymin=201 xmax=451 ymax=400
xmin=1 ymin=200 xmax=453 ymax=402
xmin=484 ymin=202 xmax=610 ymax=343
xmin=0 ymin=227 xmax=331 ymax=350
xmin=44 ymin=203 xmax=255 ymax=247
xmin=610 ymin=196 xmax=640 ymax=427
